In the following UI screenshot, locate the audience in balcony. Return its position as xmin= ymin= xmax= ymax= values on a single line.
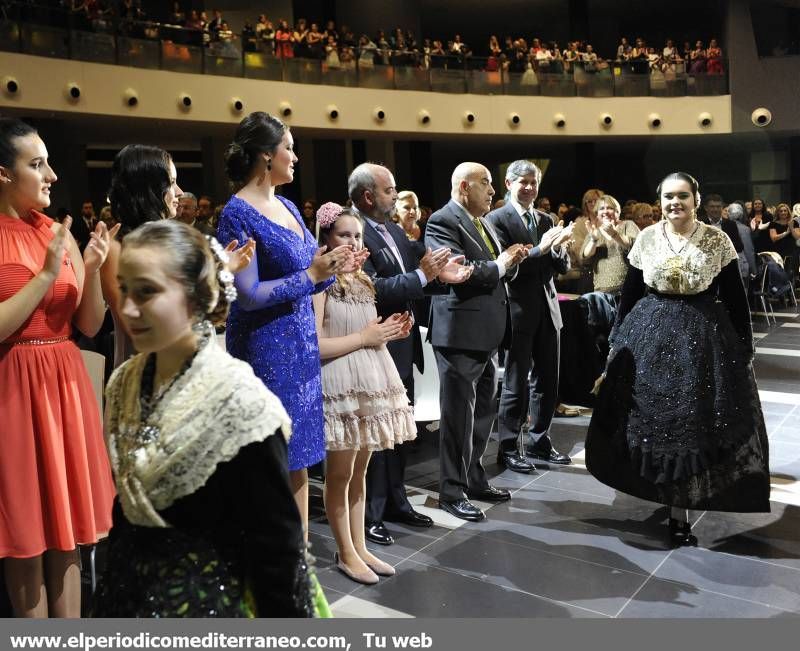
xmin=10 ymin=2 xmax=730 ymax=81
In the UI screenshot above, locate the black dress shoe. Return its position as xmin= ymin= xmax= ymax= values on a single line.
xmin=496 ymin=449 xmax=535 ymax=474
xmin=438 ymin=498 xmax=486 ymax=521
xmin=668 ymin=518 xmax=698 ymax=548
xmin=467 ymin=485 xmax=511 ymax=502
xmin=365 ymin=522 xmax=394 ymax=545
xmin=384 ymin=509 xmax=433 ymax=528
xmin=526 ymin=444 xmax=572 ymax=465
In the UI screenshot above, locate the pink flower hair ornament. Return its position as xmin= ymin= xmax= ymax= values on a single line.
xmin=316 ymin=202 xmax=345 ymax=230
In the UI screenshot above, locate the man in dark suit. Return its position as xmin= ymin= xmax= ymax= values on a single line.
xmin=350 ymin=163 xmax=469 ymax=545
xmin=703 ymin=194 xmax=744 ymax=253
xmin=486 ymin=160 xmax=573 ymax=472
xmin=425 ymin=162 xmax=530 ymax=522
xmin=72 ymin=200 xmax=97 ymax=252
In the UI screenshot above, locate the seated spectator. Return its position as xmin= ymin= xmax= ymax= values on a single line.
xmin=186 ymin=10 xmax=202 ymax=31
xmin=563 ymin=41 xmax=580 ymax=71
xmin=706 ymin=38 xmax=724 ymax=74
xmin=242 ymin=21 xmax=257 ymax=52
xmin=376 ymin=30 xmax=391 ymax=64
xmin=616 ymin=37 xmax=629 ymax=60
xmin=208 ymin=9 xmax=224 ymax=40
xmin=301 ymin=199 xmax=317 ymax=232
xmin=662 ymin=39 xmax=676 ymax=62
xmin=749 ymin=198 xmax=773 ymax=252
xmin=217 ymin=22 xmax=239 ymax=56
xmin=769 ymin=203 xmax=800 ymax=281
xmin=647 ymin=47 xmax=661 ymax=72
xmin=256 ymin=14 xmax=275 ymax=54
xmin=582 ymin=194 xmax=639 ymax=297
xmin=170 ymin=2 xmax=185 ymax=25
xmin=429 ymin=39 xmax=446 ymax=67
xmin=323 ymin=20 xmax=338 ymax=44
xmin=308 ymin=23 xmax=324 ymax=59
xmin=340 ymin=45 xmax=356 ymax=70
xmin=582 ymin=44 xmax=599 ymax=71
xmin=630 ymin=202 xmax=657 ymax=230
xmin=342 ymin=27 xmax=357 ymax=49
xmin=358 ymin=34 xmax=377 ymax=67
xmin=175 ymin=192 xmax=197 ymax=227
xmin=293 ymin=18 xmax=310 ymax=58
xmin=275 ymin=19 xmax=294 ymax=58
xmin=689 ymin=40 xmax=706 ymax=73
xmin=99 ymin=205 xmax=117 ymax=229
xmin=325 ymin=35 xmax=340 ymax=69
xmin=395 ymin=190 xmax=422 ymax=242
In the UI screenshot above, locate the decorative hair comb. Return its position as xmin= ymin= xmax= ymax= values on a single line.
xmin=206 ymin=236 xmax=238 ymax=303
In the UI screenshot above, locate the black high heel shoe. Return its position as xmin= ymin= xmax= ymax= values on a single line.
xmin=668 ymin=518 xmax=698 ymax=547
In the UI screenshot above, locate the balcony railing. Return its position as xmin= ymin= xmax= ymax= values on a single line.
xmin=0 ymin=4 xmax=729 ymax=98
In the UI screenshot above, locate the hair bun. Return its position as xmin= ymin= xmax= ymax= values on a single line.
xmin=224 ymin=142 xmax=252 ymax=184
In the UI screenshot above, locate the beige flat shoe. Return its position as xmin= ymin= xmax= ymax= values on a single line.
xmin=334 ymin=552 xmax=379 ymax=585
xmin=365 ymin=557 xmax=396 ymax=577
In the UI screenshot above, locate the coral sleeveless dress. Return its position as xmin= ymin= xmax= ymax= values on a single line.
xmin=0 ymin=210 xmax=115 ymax=558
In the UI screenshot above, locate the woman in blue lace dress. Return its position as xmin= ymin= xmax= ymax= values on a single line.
xmin=217 ymin=112 xmax=354 ymax=536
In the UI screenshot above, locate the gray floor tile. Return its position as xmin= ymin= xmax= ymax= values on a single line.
xmin=350 ymin=558 xmax=605 ymax=617
xmin=396 ymin=528 xmax=650 ymax=616
xmin=617 ymin=577 xmax=799 ymax=618
xmin=692 ymin=504 xmax=800 ymax=570
xmin=649 ymin=547 xmax=800 ymax=613
xmin=762 ymin=402 xmax=798 ymax=416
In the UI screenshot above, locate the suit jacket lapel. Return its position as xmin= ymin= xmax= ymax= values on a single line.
xmin=385 ymin=220 xmax=412 ymax=271
xmin=449 ymin=201 xmax=491 ymax=259
xmin=481 ymin=218 xmax=504 ymax=257
xmin=365 ymin=219 xmax=403 ymax=272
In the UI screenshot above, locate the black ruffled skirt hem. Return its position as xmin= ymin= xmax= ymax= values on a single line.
xmin=586 ymin=293 xmax=770 ymax=512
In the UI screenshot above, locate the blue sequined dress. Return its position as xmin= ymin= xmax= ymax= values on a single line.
xmin=218 ymin=195 xmax=332 ymax=471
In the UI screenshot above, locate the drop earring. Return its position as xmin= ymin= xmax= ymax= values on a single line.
xmin=266 ymin=159 xmax=272 ymax=172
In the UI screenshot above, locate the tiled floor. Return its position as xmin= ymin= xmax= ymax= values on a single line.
xmin=313 ymin=306 xmax=800 ymax=618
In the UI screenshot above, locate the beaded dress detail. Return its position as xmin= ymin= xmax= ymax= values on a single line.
xmin=217 ymin=195 xmax=332 ymax=471
xmin=586 ymin=222 xmax=770 ymax=512
xmin=321 ymin=276 xmax=417 ymax=451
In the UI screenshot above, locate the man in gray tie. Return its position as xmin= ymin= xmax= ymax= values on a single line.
xmin=486 ymin=160 xmax=573 ymax=472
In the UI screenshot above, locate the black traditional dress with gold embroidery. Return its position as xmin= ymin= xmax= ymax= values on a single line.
xmin=586 ymin=222 xmax=770 ymax=512
xmin=93 ymin=325 xmax=314 ymax=617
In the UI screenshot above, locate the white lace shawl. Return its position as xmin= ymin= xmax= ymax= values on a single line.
xmin=104 ymin=333 xmax=292 ymax=528
xmin=628 ymin=221 xmax=738 ymax=294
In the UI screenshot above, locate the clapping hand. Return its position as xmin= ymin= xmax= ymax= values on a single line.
xmin=540 ymin=221 xmax=574 ymax=253
xmin=224 ymin=238 xmax=256 ymax=273
xmin=419 ymin=247 xmax=452 ymax=281
xmin=360 ymin=311 xmax=413 ymax=347
xmin=341 ymin=247 xmax=371 ymax=273
xmin=83 ymin=221 xmax=122 ymax=274
xmin=438 ymin=254 xmax=472 ymax=284
xmin=42 ymin=216 xmax=72 ymax=280
xmin=498 ymin=243 xmax=533 ymax=267
xmin=308 ymin=245 xmax=355 ymax=283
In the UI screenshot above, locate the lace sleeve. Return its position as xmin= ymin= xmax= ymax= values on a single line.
xmin=626 ymin=229 xmax=644 ymax=269
xmin=232 ymin=254 xmax=317 ymax=311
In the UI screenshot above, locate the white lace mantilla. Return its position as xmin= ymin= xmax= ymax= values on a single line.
xmin=104 ymin=328 xmax=292 ymax=528
xmin=628 ymin=221 xmax=738 ymax=294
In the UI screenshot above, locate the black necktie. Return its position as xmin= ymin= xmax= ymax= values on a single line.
xmin=523 ymin=211 xmax=538 ymax=245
